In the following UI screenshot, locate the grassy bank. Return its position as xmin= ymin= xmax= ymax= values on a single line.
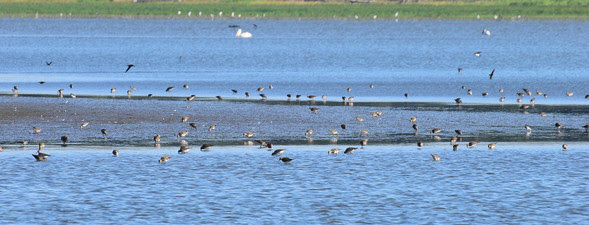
xmin=0 ymin=0 xmax=587 ymax=20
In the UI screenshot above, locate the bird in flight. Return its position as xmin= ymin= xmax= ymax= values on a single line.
xmin=46 ymin=61 xmax=52 ymax=66
xmin=125 ymin=64 xmax=135 ymax=73
xmin=489 ymin=69 xmax=495 ymax=80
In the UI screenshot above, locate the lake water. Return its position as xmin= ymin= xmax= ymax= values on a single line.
xmin=0 ymin=18 xmax=588 ymax=224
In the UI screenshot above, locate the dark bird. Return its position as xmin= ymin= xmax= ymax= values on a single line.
xmin=412 ymin=124 xmax=418 ymax=131
xmin=344 ymin=147 xmax=357 ymax=154
xmin=489 ymin=69 xmax=495 ymax=80
xmin=431 ymin=154 xmax=441 ymax=161
xmin=61 ymin=136 xmax=69 ymax=145
xmin=32 ymin=154 xmax=46 ymax=161
xmin=245 ymin=92 xmax=250 ymax=97
xmin=467 ymin=141 xmax=479 ymax=147
xmin=253 ymin=24 xmax=258 ymax=29
xmin=189 ymin=123 xmax=198 ymax=130
xmin=474 ymin=51 xmax=481 ymax=57
xmin=101 ymin=129 xmax=108 ymax=136
xmin=36 ymin=150 xmax=50 ymax=159
xmin=166 ymin=87 xmax=174 ymax=92
xmin=256 ymin=140 xmax=268 ymax=148
xmin=417 ymin=142 xmax=424 ymax=148
xmin=279 ymin=157 xmax=293 ymax=163
xmin=341 ymin=124 xmax=347 ymax=130
xmin=232 ymin=89 xmax=238 ymax=93
xmin=178 ymin=146 xmax=191 ymax=154
xmin=125 ymin=64 xmax=135 ymax=73
xmin=404 ymin=93 xmax=409 ymax=98
xmin=562 ymin=144 xmax=568 ymax=151
xmin=296 ymin=95 xmax=301 ymax=99
xmin=200 ymin=144 xmax=213 ymax=151
xmin=453 ymin=144 xmax=459 ymax=151
xmin=430 ymin=128 xmax=442 ymax=134
xmin=360 ymin=139 xmax=367 ymax=146
xmin=39 ymin=81 xmax=45 ymax=84
xmin=159 ymin=156 xmax=171 ymax=163
xmin=287 ymin=94 xmax=291 ymax=98
xmin=555 ymin=123 xmax=563 ymax=129
xmin=216 ymin=96 xmax=223 ymax=100
xmin=458 ymin=68 xmax=463 ymax=72
xmin=455 ymin=130 xmax=462 ymax=135
xmin=455 ymin=98 xmax=462 ymax=104
xmin=46 ymin=61 xmax=52 ymax=66
xmin=272 ymin=149 xmax=285 ymax=156
xmin=259 ymin=94 xmax=267 ymax=99
xmin=112 ymin=149 xmax=119 ymax=157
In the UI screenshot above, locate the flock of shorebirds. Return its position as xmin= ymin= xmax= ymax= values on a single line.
xmin=4 ymin=27 xmax=589 ymax=164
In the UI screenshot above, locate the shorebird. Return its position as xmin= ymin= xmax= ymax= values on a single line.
xmin=158 ymin=156 xmax=171 ymax=163
xmin=455 ymin=130 xmax=462 ymax=135
xmin=370 ymin=84 xmax=374 ymax=88
xmin=269 ymin=84 xmax=273 ymax=89
xmin=360 ymin=130 xmax=369 ymax=136
xmin=539 ymin=112 xmax=547 ymax=117
xmin=245 ymin=92 xmax=250 ymax=97
xmin=279 ymin=157 xmax=292 ymax=163
xmin=474 ymin=51 xmax=481 ymax=57
xmin=467 ymin=141 xmax=479 ymax=148
xmin=215 ymin=96 xmax=223 ymax=100
xmin=348 ymin=96 xmax=354 ymax=101
xmin=130 ymin=86 xmax=137 ymax=91
xmin=530 ymin=98 xmax=535 ymax=104
xmin=489 ymin=69 xmax=495 ymax=80
xmin=272 ymin=149 xmax=285 ymax=156
xmin=305 ymin=129 xmax=314 ymax=137
xmin=189 ymin=123 xmax=198 ymax=130
xmin=309 ymin=107 xmax=319 ymax=113
xmin=178 ymin=146 xmax=191 ymax=154
xmin=176 ymin=131 xmax=189 ymax=139
xmin=256 ymin=87 xmax=264 ymax=92
xmin=61 ymin=136 xmax=69 ymax=145
xmin=255 ymin=140 xmax=268 ymax=148
xmin=39 ymin=81 xmax=45 ymax=85
xmin=412 ymin=124 xmax=418 ymax=131
xmin=308 ymin=95 xmax=316 ymax=100
xmin=110 ymin=88 xmax=116 ymax=93
xmin=455 ymin=98 xmax=462 ymax=104
xmin=181 ymin=116 xmax=189 ymax=123
xmin=235 ymin=29 xmax=252 ymax=38
xmin=341 ymin=124 xmax=347 ymax=130
xmin=69 ymin=84 xmax=74 ymax=89
xmin=154 ymin=134 xmax=161 ymax=143
xmin=125 ymin=64 xmax=135 ymax=73
xmin=186 ymin=95 xmax=195 ymax=101
xmin=166 ymin=87 xmax=174 ymax=92
xmin=555 ymin=123 xmax=563 ymax=129
xmin=200 ymin=144 xmax=213 ymax=151
xmin=356 ymin=117 xmax=364 ymax=122
xmin=417 ymin=142 xmax=424 ymax=148
xmin=259 ymin=94 xmax=267 ymax=99
xmin=482 ymin=28 xmax=491 ymax=36
xmin=344 ymin=147 xmax=357 ymax=154
xmin=266 ymin=143 xmax=274 ymax=149
xmin=112 ymin=149 xmax=119 ymax=157
xmin=328 ymin=148 xmax=340 ymax=155
xmin=360 ymin=139 xmax=368 ymax=147
xmin=467 ymin=89 xmax=472 ymax=95
xmin=430 ymin=128 xmax=442 ymax=134
xmin=328 ymin=130 xmax=339 ymax=136
xmin=410 ymin=116 xmax=417 ymax=123
xmin=583 ymin=124 xmax=589 ymax=131
xmin=450 ymin=136 xmax=458 ymax=144
xmin=488 ymin=143 xmax=497 ymax=149
xmin=525 ymin=124 xmax=532 ymax=131
xmin=536 ymin=90 xmax=543 ymax=95
xmin=482 ymin=92 xmax=488 ymax=96
xmin=296 ymin=95 xmax=301 ymax=99
xmin=543 ymin=94 xmax=548 ymax=98
xmin=32 ymin=154 xmax=46 ymax=161
xmin=499 ymin=97 xmax=505 ymax=102
xmin=286 ymin=94 xmax=291 ymax=98
xmin=565 ymin=92 xmax=573 ymax=97
xmin=101 ymin=129 xmax=108 ymax=137
xmin=458 ymin=68 xmax=463 ymax=72
xmin=347 ymin=88 xmax=352 ymax=92
xmin=46 ymin=61 xmax=52 ymax=66
xmin=369 ymin=112 xmax=379 ymax=117
xmin=183 ymin=84 xmax=189 ymax=89
xmin=80 ymin=122 xmax=90 ymax=129
xmin=0 ymin=146 xmax=3 ymax=152
xmin=453 ymin=144 xmax=459 ymax=151
xmin=342 ymin=96 xmax=346 ymax=101
xmin=562 ymin=144 xmax=568 ymax=151
xmin=499 ymin=89 xmax=504 ymax=93
xmin=243 ymin=132 xmax=255 ymax=138
xmin=431 ymin=154 xmax=441 ymax=161
xmin=32 ymin=127 xmax=42 ymax=134
xmin=404 ymin=93 xmax=409 ymax=98
xmin=209 ymin=125 xmax=216 ymax=132
xmin=232 ymin=89 xmax=238 ymax=93
xmin=516 ymin=97 xmax=523 ymax=103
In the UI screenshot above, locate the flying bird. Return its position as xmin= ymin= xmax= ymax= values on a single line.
xmin=489 ymin=69 xmax=495 ymax=80
xmin=125 ymin=64 xmax=135 ymax=73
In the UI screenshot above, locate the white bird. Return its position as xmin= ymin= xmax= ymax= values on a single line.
xmin=235 ymin=29 xmax=252 ymax=38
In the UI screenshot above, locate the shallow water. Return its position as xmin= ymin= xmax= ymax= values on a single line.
xmin=0 ymin=18 xmax=588 ymax=224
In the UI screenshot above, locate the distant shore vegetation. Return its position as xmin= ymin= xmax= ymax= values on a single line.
xmin=0 ymin=0 xmax=587 ymax=20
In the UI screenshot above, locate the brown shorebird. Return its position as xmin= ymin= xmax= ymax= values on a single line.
xmin=101 ymin=129 xmax=108 ymax=137
xmin=272 ymin=149 xmax=285 ymax=156
xmin=417 ymin=142 xmax=424 ymax=148
xmin=328 ymin=148 xmax=340 ymax=155
xmin=0 ymin=145 xmax=3 ymax=152
xmin=266 ymin=143 xmax=274 ymax=149
xmin=255 ymin=140 xmax=268 ymax=148
xmin=216 ymin=96 xmax=223 ymax=100
xmin=543 ymin=94 xmax=548 ymax=98
xmin=32 ymin=154 xmax=46 ymax=161
xmin=32 ymin=127 xmax=42 ymax=134
xmin=61 ymin=136 xmax=68 ymax=145
xmin=341 ymin=96 xmax=346 ymax=101
xmin=458 ymin=68 xmax=463 ymax=72
xmin=259 ymin=94 xmax=267 ymax=99
xmin=183 ymin=84 xmax=189 ymax=89
xmin=562 ymin=144 xmax=568 ymax=151
xmin=583 ymin=124 xmax=589 ymax=131
xmin=565 ymin=92 xmax=573 ymax=97
xmin=296 ymin=94 xmax=301 ymax=99
xmin=130 ymin=86 xmax=137 ymax=91
xmin=453 ymin=144 xmax=459 ymax=151
xmin=232 ymin=89 xmax=238 ymax=93
xmin=176 ymin=131 xmax=189 ymax=139
xmin=347 ymin=88 xmax=352 ymax=92
xmin=158 ymin=156 xmax=171 ymax=163
xmin=404 ymin=93 xmax=408 ymax=98
xmin=309 ymin=107 xmax=319 ymax=113
xmin=360 ymin=130 xmax=369 ymax=136
xmin=178 ymin=146 xmax=191 ymax=154
xmin=208 ymin=125 xmax=216 ymax=132
xmin=431 ymin=154 xmax=441 ymax=161
xmin=530 ymin=98 xmax=535 ymax=104
xmin=430 ymin=128 xmax=442 ymax=134
xmin=499 ymin=89 xmax=504 ymax=93
xmin=245 ymin=92 xmax=250 ymax=97
xmin=269 ymin=84 xmax=273 ymax=89
xmin=539 ymin=112 xmax=547 ymax=117
xmin=181 ymin=116 xmax=189 ymax=123
xmin=243 ymin=132 xmax=255 ymax=138
xmin=154 ymin=134 xmax=161 ymax=143
xmin=341 ymin=124 xmax=347 ymax=130
xmin=467 ymin=89 xmax=472 ymax=95
xmin=80 ymin=122 xmax=90 ymax=129
xmin=412 ymin=124 xmax=418 ymax=131
xmin=348 ymin=96 xmax=354 ymax=101
xmin=189 ymin=123 xmax=198 ymax=130
xmin=166 ymin=87 xmax=174 ymax=92
xmin=279 ymin=157 xmax=293 ymax=163
xmin=489 ymin=69 xmax=495 ymax=80
xmin=455 ymin=98 xmax=462 ymax=103
xmin=328 ymin=130 xmax=339 ymax=136
xmin=360 ymin=139 xmax=367 ymax=147
xmin=112 ymin=149 xmax=119 ymax=157
xmin=467 ymin=141 xmax=478 ymax=148
xmin=256 ymin=87 xmax=264 ymax=92
xmin=200 ymin=144 xmax=213 ymax=151
xmin=482 ymin=92 xmax=488 ymax=96
xmin=461 ymin=86 xmax=466 ymax=89
xmin=125 ymin=64 xmax=135 ymax=73
xmin=525 ymin=124 xmax=532 ymax=131
xmin=455 ymin=130 xmax=462 ymax=135
xmin=370 ymin=112 xmax=379 ymax=117
xmin=344 ymin=147 xmax=357 ymax=154
xmin=555 ymin=123 xmax=563 ymax=129
xmin=499 ymin=97 xmax=505 ymax=102
xmin=356 ymin=117 xmax=364 ymax=122
xmin=286 ymin=94 xmax=291 ymax=98
xmin=305 ymin=129 xmax=314 ymax=137
xmin=307 ymin=95 xmax=316 ymax=100
xmin=410 ymin=116 xmax=417 ymax=123
xmin=488 ymin=143 xmax=497 ymax=149
xmin=110 ymin=88 xmax=116 ymax=94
